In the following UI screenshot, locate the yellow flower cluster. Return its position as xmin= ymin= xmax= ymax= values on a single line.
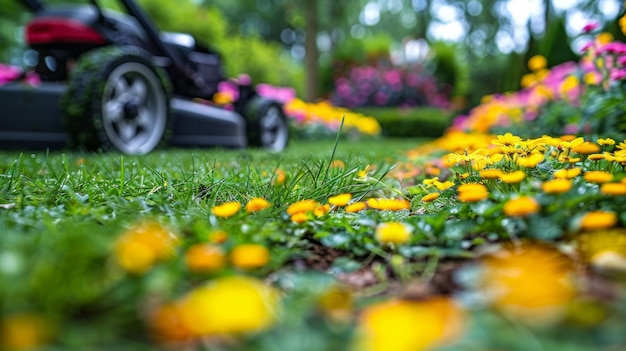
xmin=149 ymin=276 xmax=279 ymax=342
xmin=114 ymin=220 xmax=179 ymax=274
xmin=355 ymin=297 xmax=464 ymax=351
xmin=285 ymin=98 xmax=382 ymax=136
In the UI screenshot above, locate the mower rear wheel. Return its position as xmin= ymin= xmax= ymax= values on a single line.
xmin=62 ymin=46 xmax=171 ymax=155
xmin=244 ymin=97 xmax=289 ymax=152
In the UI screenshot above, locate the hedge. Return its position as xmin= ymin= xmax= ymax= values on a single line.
xmin=355 ymin=107 xmax=453 ymax=138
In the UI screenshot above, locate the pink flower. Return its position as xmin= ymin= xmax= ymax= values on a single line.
xmin=582 ymin=22 xmax=599 ymax=33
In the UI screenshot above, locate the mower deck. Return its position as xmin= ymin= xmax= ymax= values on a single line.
xmin=0 ymin=82 xmax=247 ymax=151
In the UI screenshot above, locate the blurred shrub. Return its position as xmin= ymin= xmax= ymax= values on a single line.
xmin=218 ymin=35 xmax=304 ymax=93
xmin=355 ymin=107 xmax=453 ymax=138
xmin=430 ymin=42 xmax=470 ymax=98
xmin=138 ymin=0 xmax=304 ymax=92
xmin=330 ymin=61 xmax=453 ymax=110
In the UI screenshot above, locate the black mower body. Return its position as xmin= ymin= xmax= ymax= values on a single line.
xmin=0 ymin=0 xmax=288 ymax=154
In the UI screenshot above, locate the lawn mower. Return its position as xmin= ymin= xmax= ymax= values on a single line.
xmin=0 ymin=0 xmax=289 ymax=154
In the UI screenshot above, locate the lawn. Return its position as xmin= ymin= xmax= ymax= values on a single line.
xmin=2 ymin=132 xmax=626 ymax=351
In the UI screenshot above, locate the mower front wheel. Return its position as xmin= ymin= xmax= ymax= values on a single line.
xmin=62 ymin=46 xmax=171 ymax=155
xmin=244 ymin=97 xmax=289 ymax=152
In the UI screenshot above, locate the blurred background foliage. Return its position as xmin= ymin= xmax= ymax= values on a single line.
xmin=1 ymin=0 xmax=625 ymax=115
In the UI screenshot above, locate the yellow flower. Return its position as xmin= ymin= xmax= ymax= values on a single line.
xmin=356 ymin=297 xmax=464 ymax=351
xmin=580 ymin=211 xmax=618 ymax=231
xmin=345 ymin=201 xmax=367 ymax=213
xmin=600 ymin=182 xmax=626 ymax=196
xmin=528 ymin=55 xmax=547 ymax=71
xmin=290 ymin=212 xmax=309 ymax=223
xmin=597 ymin=32 xmax=614 ymax=44
xmin=559 ymin=76 xmax=579 ymax=97
xmin=179 ymin=276 xmax=279 ymax=336
xmin=457 ymin=183 xmax=489 ymax=202
xmin=620 ymin=14 xmax=626 ymax=36
xmin=588 ymin=153 xmax=606 ymax=161
xmin=209 ymin=230 xmax=229 ymax=243
xmin=583 ymin=71 xmax=601 ymax=85
xmin=499 ymin=170 xmax=526 ymax=184
xmin=230 ymin=244 xmax=270 ymax=269
xmin=286 ymin=199 xmax=318 ymax=215
xmin=212 ymin=201 xmax=242 ymax=218
xmin=597 ymin=138 xmax=615 ymax=146
xmin=576 ymin=229 xmax=626 ymax=271
xmin=492 ymin=132 xmax=522 ymax=147
xmin=480 ymin=244 xmax=576 ymax=321
xmin=313 ymin=203 xmax=331 ymax=217
xmin=542 ymin=179 xmax=572 ymax=194
xmin=559 ymin=136 xmax=584 ymax=150
xmin=367 ymin=198 xmax=410 ymax=211
xmin=516 ymin=153 xmax=544 ymax=168
xmin=375 ymin=222 xmax=412 ymax=244
xmin=422 ymin=177 xmax=440 ymax=186
xmin=503 ymin=196 xmax=540 ymax=217
xmin=572 ymin=141 xmax=600 ymax=155
xmin=479 ymin=169 xmax=503 ymax=180
xmin=245 ymin=198 xmax=271 ymax=213
xmin=212 ymin=91 xmax=234 ymax=105
xmin=328 ymin=193 xmax=352 ymax=206
xmin=583 ymin=171 xmax=613 ymax=184
xmin=421 ymin=192 xmax=440 ymax=203
xmin=553 ymin=167 xmax=581 ymax=179
xmin=0 ymin=313 xmax=51 ymax=351
xmin=114 ymin=221 xmax=178 ymax=274
xmin=185 ymin=244 xmax=226 ymax=273
xmin=433 ymin=180 xmax=455 ymax=191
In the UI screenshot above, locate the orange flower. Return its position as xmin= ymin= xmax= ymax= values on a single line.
xmin=457 ymin=183 xmax=489 ymax=202
xmin=356 ymin=297 xmax=464 ymax=351
xmin=209 ymin=230 xmax=229 ymax=243
xmin=0 ymin=313 xmax=51 ymax=351
xmin=580 ymin=211 xmax=618 ymax=231
xmin=375 ymin=222 xmax=412 ymax=244
xmin=330 ymin=159 xmax=346 ymax=169
xmin=230 ymin=244 xmax=270 ymax=269
xmin=273 ymin=169 xmax=286 ymax=185
xmin=421 ymin=192 xmax=440 ymax=203
xmin=328 ymin=193 xmax=352 ymax=206
xmin=149 ymin=303 xmax=192 ymax=343
xmin=542 ymin=179 xmax=572 ymax=194
xmin=185 ymin=244 xmax=226 ymax=273
xmin=245 ymin=198 xmax=271 ymax=213
xmin=345 ymin=202 xmax=367 ymax=213
xmin=212 ymin=201 xmax=242 ymax=218
xmin=286 ymin=199 xmax=318 ymax=215
xmin=583 ymin=171 xmax=613 ymax=184
xmin=600 ymin=182 xmax=626 ymax=196
xmin=480 ymin=244 xmax=576 ymax=321
xmin=503 ymin=196 xmax=540 ymax=217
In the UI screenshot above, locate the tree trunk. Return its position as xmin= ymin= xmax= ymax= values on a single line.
xmin=305 ymin=0 xmax=318 ymax=101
